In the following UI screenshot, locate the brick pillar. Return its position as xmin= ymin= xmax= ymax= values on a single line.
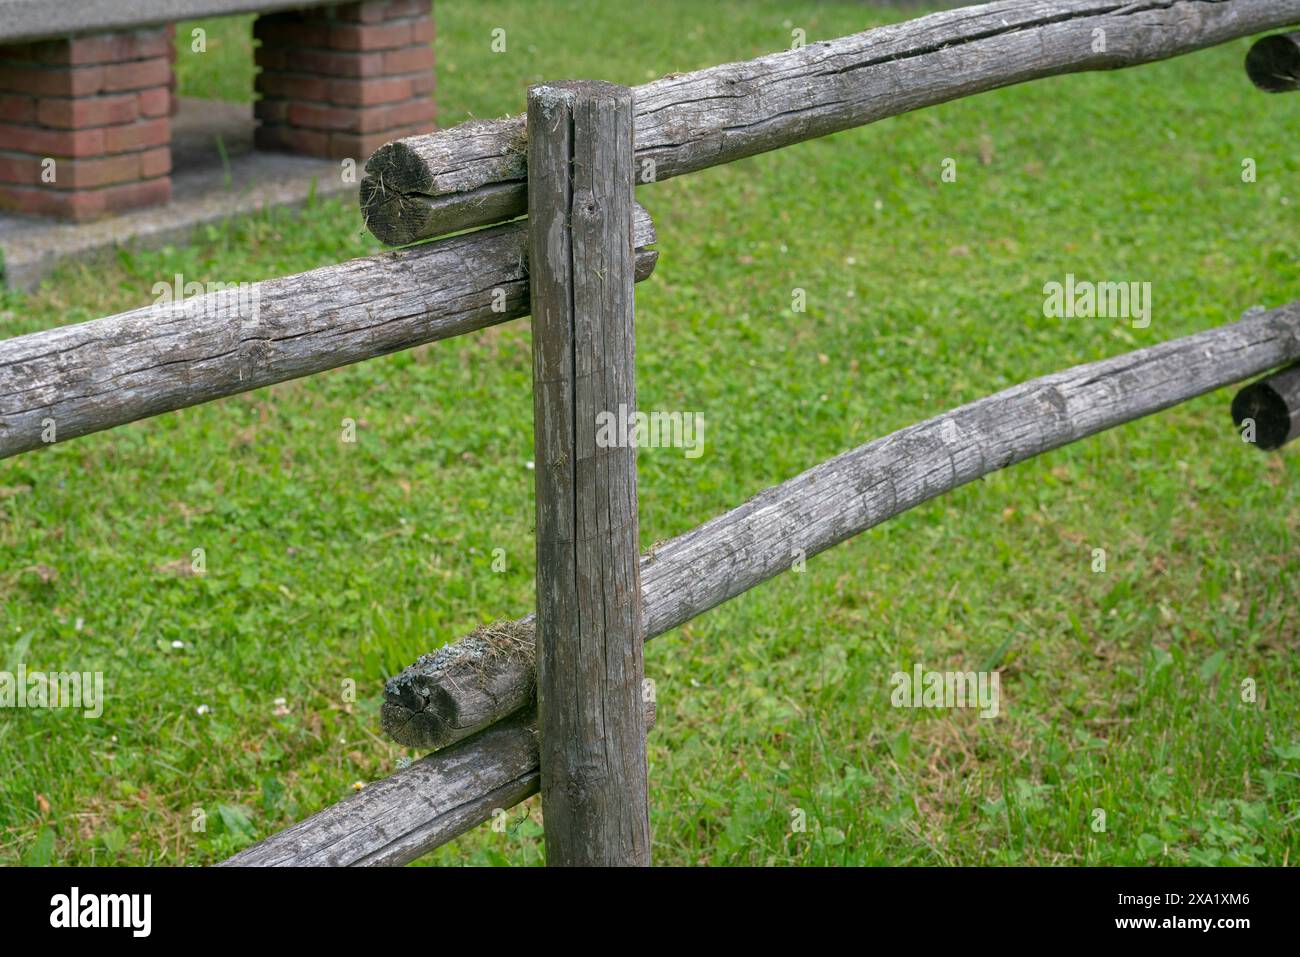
xmin=0 ymin=30 xmax=173 ymax=221
xmin=254 ymin=0 xmax=436 ymax=161
xmin=165 ymin=24 xmax=180 ymax=116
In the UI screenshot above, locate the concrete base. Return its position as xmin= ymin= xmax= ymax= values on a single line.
xmin=0 ymin=96 xmax=358 ymax=291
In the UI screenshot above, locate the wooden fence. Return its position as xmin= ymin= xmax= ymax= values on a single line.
xmin=3 ymin=0 xmax=1299 ymax=867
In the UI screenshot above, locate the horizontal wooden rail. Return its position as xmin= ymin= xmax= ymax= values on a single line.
xmin=383 ymin=299 xmax=1300 ymax=752
xmin=360 ymin=0 xmax=1300 ymax=245
xmin=222 ymin=702 xmax=655 ymax=866
xmin=0 ymin=206 xmax=656 ymax=462
xmin=222 ymin=710 xmax=541 ymax=866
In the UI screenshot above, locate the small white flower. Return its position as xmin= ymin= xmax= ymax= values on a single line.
xmin=525 ymin=460 xmax=535 ymax=470
xmin=196 ymin=704 xmax=211 ymax=716
xmin=171 ymin=640 xmax=184 ymax=649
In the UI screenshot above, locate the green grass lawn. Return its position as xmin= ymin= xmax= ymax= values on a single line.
xmin=2 ymin=0 xmax=1298 ymax=866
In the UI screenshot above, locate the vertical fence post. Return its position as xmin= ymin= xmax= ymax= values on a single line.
xmin=527 ymin=80 xmax=651 ymax=866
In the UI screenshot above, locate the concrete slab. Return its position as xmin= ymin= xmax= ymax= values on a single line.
xmin=0 ymin=0 xmax=339 ymax=44
xmin=0 ymin=97 xmax=358 ymax=292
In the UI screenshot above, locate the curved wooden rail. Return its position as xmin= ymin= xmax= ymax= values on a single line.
xmin=361 ymin=0 xmax=1300 ymax=245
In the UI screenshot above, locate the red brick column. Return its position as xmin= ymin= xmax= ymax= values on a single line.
xmin=0 ymin=30 xmax=173 ymax=221
xmin=254 ymin=0 xmax=435 ymax=161
xmin=165 ymin=24 xmax=180 ymax=117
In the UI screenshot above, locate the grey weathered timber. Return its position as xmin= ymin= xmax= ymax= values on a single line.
xmin=223 ymin=702 xmax=656 ymax=867
xmin=0 ymin=207 xmax=656 ymax=462
xmin=0 ymin=1 xmax=340 ymax=43
xmin=360 ymin=0 xmax=1300 ymax=245
xmin=381 ymin=621 xmax=538 ymax=753
xmin=1246 ymin=31 xmax=1300 ymax=91
xmin=223 ymin=709 xmax=540 ymax=867
xmin=528 ymin=81 xmax=650 ymax=867
xmin=384 ymin=615 xmax=539 ymax=749
xmin=1232 ymin=362 xmax=1300 ymax=449
xmin=383 ymin=299 xmax=1300 ymax=750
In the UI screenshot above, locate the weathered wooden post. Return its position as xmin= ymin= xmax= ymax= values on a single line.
xmin=526 ymin=80 xmax=651 ymax=866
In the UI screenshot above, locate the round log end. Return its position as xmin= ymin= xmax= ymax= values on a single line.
xmin=380 ymin=697 xmax=459 ymax=751
xmin=1245 ymin=33 xmax=1300 ymax=93
xmin=360 ymin=173 xmax=431 ymax=247
xmin=633 ymin=247 xmax=659 ymax=282
xmin=360 ymin=139 xmax=437 ymax=246
xmin=380 ymin=663 xmax=464 ymax=750
xmin=1232 ymin=380 xmax=1292 ymax=450
xmin=381 ymin=621 xmax=538 ymax=751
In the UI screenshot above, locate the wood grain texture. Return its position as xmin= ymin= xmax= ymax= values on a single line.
xmin=383 ymin=299 xmax=1300 ymax=749
xmin=223 ymin=702 xmax=656 ymax=867
xmin=1232 ymin=361 xmax=1300 ymax=449
xmin=381 ymin=621 xmax=538 ymax=753
xmin=528 ymin=81 xmax=650 ymax=867
xmin=360 ymin=0 xmax=1300 ymax=244
xmin=0 ymin=207 xmax=657 ymax=462
xmin=1246 ymin=30 xmax=1300 ymax=90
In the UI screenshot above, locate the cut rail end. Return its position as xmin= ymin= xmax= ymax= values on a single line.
xmin=381 ymin=618 xmax=538 ymax=751
xmin=1232 ymin=362 xmax=1300 ymax=450
xmin=1245 ymin=32 xmax=1300 ymax=92
xmin=360 ymin=139 xmax=438 ymax=247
